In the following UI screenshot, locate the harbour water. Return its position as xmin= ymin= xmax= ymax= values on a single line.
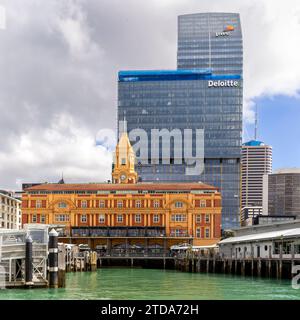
xmin=0 ymin=268 xmax=299 ymax=300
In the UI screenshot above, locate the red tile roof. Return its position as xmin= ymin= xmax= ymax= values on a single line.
xmin=24 ymin=182 xmax=218 ymax=192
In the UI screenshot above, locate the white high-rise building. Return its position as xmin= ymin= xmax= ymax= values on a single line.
xmin=241 ymin=140 xmax=272 ymax=224
xmin=0 ymin=190 xmax=21 ymax=229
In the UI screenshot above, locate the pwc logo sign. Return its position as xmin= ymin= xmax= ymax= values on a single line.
xmin=215 ymin=25 xmax=235 ymax=37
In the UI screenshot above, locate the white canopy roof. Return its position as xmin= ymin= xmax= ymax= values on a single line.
xmin=219 ymin=228 xmax=300 ymax=245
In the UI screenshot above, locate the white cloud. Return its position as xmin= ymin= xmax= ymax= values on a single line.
xmin=56 ymin=1 xmax=104 ymax=61
xmin=241 ymin=0 xmax=300 ymax=121
xmin=0 ymin=113 xmax=112 ymax=189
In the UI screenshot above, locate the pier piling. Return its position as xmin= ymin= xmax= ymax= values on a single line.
xmin=25 ymin=236 xmax=33 ymax=286
xmin=48 ymin=229 xmax=59 ymax=288
xmin=58 ymin=244 xmax=66 ymax=288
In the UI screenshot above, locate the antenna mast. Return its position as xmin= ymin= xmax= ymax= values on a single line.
xmin=254 ymin=104 xmax=258 ymax=140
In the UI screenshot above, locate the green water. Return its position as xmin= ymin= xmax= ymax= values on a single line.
xmin=0 ymin=268 xmax=300 ymax=300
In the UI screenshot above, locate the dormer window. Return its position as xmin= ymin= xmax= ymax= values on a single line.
xmin=175 ymin=201 xmax=183 ymax=208
xmin=58 ymin=202 xmax=67 ymax=208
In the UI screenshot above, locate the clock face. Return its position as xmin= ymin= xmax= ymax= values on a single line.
xmin=120 ymin=174 xmax=127 ymax=181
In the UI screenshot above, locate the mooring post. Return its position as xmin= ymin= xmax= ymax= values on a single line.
xmin=58 ymin=244 xmax=66 ymax=288
xmin=91 ymin=252 xmax=97 ymax=271
xmin=25 ymin=235 xmax=33 ymax=286
xmin=48 ymin=229 xmax=59 ymax=288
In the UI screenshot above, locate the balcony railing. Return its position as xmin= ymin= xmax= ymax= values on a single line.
xmin=169 ymin=232 xmax=189 ymax=237
xmin=70 ymin=227 xmax=166 ymax=238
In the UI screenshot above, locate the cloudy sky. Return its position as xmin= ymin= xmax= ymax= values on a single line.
xmin=0 ymin=0 xmax=300 ymax=190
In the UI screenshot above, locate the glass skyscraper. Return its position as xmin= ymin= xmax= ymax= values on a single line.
xmin=177 ymin=12 xmax=243 ymax=74
xmin=117 ymin=13 xmax=243 ymax=229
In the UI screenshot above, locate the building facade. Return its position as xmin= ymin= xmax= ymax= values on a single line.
xmin=0 ymin=190 xmax=21 ymax=229
xmin=263 ymin=169 xmax=300 ymax=217
xmin=241 ymin=140 xmax=272 ymax=223
xmin=177 ymin=12 xmax=243 ymax=74
xmin=21 ymin=133 xmax=222 ymax=249
xmin=118 ymin=69 xmax=242 ymax=229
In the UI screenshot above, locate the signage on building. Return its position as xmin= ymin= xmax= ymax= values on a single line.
xmin=208 ymin=80 xmax=239 ymax=88
xmin=215 ymin=25 xmax=235 ymax=37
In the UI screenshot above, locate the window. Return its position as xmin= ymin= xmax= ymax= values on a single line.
xmin=135 ymin=200 xmax=141 ymax=208
xmin=99 ymin=201 xmax=105 ymax=208
xmin=175 ymin=201 xmax=183 ymax=208
xmin=117 ymin=215 xmax=123 ymax=223
xmin=153 ymin=214 xmax=160 ymax=223
xmin=36 ymin=200 xmax=42 ymax=208
xmin=81 ymin=215 xmax=87 ymax=223
xmin=205 ymin=214 xmax=210 ymax=223
xmin=81 ymin=201 xmax=87 ymax=208
xmin=135 ymin=214 xmax=141 ymax=223
xmin=200 ymin=200 xmax=206 ymax=207
xmin=56 ymin=215 xmax=69 ymax=222
xmin=205 ymin=228 xmax=210 ymax=238
xmin=58 ymin=202 xmax=67 ymax=208
xmin=175 ymin=229 xmax=181 ymax=237
xmin=117 ymin=201 xmax=123 ymax=208
xmin=171 ymin=229 xmax=187 ymax=237
xmin=196 ymin=228 xmax=201 ymax=238
xmin=32 ymin=214 xmax=37 ymax=223
xmin=121 ymin=158 xmax=126 ymax=165
xmin=41 ymin=215 xmax=46 ymax=223
xmin=99 ymin=214 xmax=105 ymax=223
xmin=154 ymin=200 xmax=160 ymax=208
xmin=295 ymin=244 xmax=300 ymax=254
xmin=172 ymin=214 xmax=186 ymax=222
xmin=196 ymin=215 xmax=201 ymax=223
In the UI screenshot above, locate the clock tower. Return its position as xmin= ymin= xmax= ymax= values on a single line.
xmin=112 ymin=132 xmax=138 ymax=184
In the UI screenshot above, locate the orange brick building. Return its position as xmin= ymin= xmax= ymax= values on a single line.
xmin=22 ymin=132 xmax=222 ymax=250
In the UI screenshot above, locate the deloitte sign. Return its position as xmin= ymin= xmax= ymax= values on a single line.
xmin=208 ymin=80 xmax=239 ymax=88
